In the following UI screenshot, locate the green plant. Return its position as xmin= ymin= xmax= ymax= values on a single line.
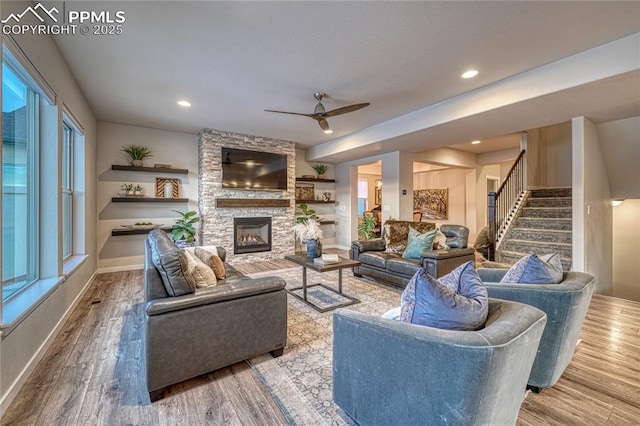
xmin=171 ymin=210 xmax=199 ymax=243
xmin=133 ymin=184 xmax=143 ymax=192
xmin=295 ymin=203 xmax=317 ymax=224
xmin=121 ymin=183 xmax=133 ymax=191
xmin=312 ymin=164 xmax=329 ymax=175
xmin=358 ymin=214 xmax=378 ymax=239
xmin=121 ymin=144 xmax=152 ymax=161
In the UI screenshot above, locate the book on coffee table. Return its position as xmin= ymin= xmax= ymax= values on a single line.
xmin=313 ymin=254 xmax=341 ymax=265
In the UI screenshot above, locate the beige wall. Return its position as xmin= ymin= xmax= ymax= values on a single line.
xmin=414 ymin=168 xmax=468 ymax=228
xmin=612 ymin=199 xmax=640 ymax=301
xmin=1 ymin=1 xmax=97 ymax=414
xmin=96 ymin=122 xmax=198 ymax=271
xmin=572 ymin=117 xmax=613 ymax=295
xmin=526 ymin=122 xmax=572 ymax=188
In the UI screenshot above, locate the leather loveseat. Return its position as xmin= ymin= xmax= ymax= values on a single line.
xmin=350 ymin=221 xmax=475 ymax=288
xmin=143 ymin=229 xmax=287 ymax=401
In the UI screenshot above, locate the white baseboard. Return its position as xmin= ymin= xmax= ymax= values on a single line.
xmin=0 ymin=271 xmax=97 ymax=417
xmin=97 ymin=264 xmax=143 ymax=274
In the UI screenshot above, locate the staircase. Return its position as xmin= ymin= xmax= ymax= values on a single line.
xmin=497 ymin=188 xmax=573 ymax=270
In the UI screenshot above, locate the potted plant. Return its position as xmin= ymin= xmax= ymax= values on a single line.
xmin=292 ymin=215 xmax=323 ymax=259
xmin=133 ymin=184 xmax=143 ymax=196
xmin=312 ymin=164 xmax=329 ymax=179
xmin=295 ymin=203 xmax=318 ymax=224
xmin=121 ymin=144 xmax=152 ymax=167
xmin=121 ymin=183 xmax=133 ymax=196
xmin=171 ymin=210 xmax=199 ymax=248
xmin=358 ymin=214 xmax=378 ymax=239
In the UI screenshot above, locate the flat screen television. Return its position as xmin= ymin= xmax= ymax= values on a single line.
xmin=221 ymin=147 xmax=288 ymax=190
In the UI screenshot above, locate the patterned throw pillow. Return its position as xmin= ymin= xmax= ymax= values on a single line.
xmin=400 ymin=262 xmax=488 ymax=330
xmin=384 ymin=220 xmax=436 ymax=253
xmin=433 ymin=228 xmax=449 ymax=250
xmin=402 ymin=227 xmax=437 ymax=259
xmin=499 ymin=253 xmax=563 ymax=284
xmin=195 ymin=247 xmax=226 ymax=279
xmin=184 ymin=250 xmax=217 ymax=288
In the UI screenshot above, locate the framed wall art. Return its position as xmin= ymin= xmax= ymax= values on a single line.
xmin=413 ymin=188 xmax=448 ymax=220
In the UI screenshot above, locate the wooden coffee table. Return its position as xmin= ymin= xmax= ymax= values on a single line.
xmin=284 ymin=254 xmax=361 ymax=312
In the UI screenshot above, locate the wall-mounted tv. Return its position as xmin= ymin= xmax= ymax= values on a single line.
xmin=221 ymin=147 xmax=288 ymax=191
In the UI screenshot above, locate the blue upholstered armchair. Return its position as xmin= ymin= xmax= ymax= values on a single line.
xmin=333 ymin=299 xmax=547 ymax=426
xmin=478 ymin=269 xmax=596 ymax=391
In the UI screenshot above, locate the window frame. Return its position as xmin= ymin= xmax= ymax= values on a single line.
xmin=62 ymin=121 xmax=74 ymax=259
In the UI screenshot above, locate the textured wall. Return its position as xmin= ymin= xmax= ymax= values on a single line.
xmin=198 ymin=129 xmax=296 ymax=263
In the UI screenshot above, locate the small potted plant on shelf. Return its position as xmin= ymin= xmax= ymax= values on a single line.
xmin=312 ymin=164 xmax=329 ymax=179
xmin=133 ymin=184 xmax=143 ymax=196
xmin=120 ymin=183 xmax=133 ymax=196
xmin=121 ymin=144 xmax=152 ymax=167
xmin=171 ymin=210 xmax=199 ymax=249
xmin=293 ymin=211 xmax=324 ymax=259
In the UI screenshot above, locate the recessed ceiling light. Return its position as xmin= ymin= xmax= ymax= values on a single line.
xmin=323 ymin=129 xmax=333 ymax=134
xmin=461 ymin=70 xmax=479 ymax=79
xmin=471 ymin=140 xmax=481 ymax=145
xmin=177 ymin=100 xmax=191 ymax=107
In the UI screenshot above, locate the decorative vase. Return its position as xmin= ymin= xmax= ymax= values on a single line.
xmin=131 ymin=160 xmax=143 ymax=167
xmin=127 ymin=190 xmax=135 ymax=196
xmin=318 ymin=173 xmax=325 ymax=179
xmin=306 ymin=239 xmax=322 ymax=259
xmin=164 ymin=182 xmax=173 ymax=198
xmin=134 ymin=190 xmax=142 ymax=196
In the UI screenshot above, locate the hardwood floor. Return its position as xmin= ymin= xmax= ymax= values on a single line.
xmin=3 ymin=257 xmax=639 ymax=425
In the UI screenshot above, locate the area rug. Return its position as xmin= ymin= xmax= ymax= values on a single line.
xmin=246 ymin=267 xmax=402 ymax=425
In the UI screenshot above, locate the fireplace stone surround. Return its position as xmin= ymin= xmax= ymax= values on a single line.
xmin=198 ymin=128 xmax=296 ymax=264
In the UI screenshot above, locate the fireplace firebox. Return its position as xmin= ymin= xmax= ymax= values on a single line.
xmin=234 ymin=217 xmax=272 ymax=254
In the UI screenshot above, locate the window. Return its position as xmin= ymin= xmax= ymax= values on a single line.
xmin=2 ymin=61 xmax=39 ymax=301
xmin=62 ymin=123 xmax=74 ymax=259
xmin=357 ymin=178 xmax=368 ymax=216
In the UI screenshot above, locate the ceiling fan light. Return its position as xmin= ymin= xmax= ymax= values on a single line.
xmin=324 ymin=129 xmax=333 ymax=134
xmin=318 ymin=118 xmax=330 ymax=131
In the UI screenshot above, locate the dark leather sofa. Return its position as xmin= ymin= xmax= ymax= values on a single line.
xmin=350 ymin=221 xmax=475 ymax=288
xmin=143 ymin=230 xmax=287 ymax=401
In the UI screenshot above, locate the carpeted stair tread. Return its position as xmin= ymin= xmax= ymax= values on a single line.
xmin=515 ymin=217 xmax=572 ymax=230
xmin=520 ymin=207 xmax=572 ymax=218
xmin=510 ymin=228 xmax=572 ymax=244
xmin=526 ymin=197 xmax=572 ymax=207
xmin=529 ymin=188 xmax=572 ymax=198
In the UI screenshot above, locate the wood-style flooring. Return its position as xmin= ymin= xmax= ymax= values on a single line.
xmin=2 ymin=255 xmax=639 ymax=425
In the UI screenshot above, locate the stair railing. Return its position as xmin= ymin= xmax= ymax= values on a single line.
xmin=487 ymin=149 xmax=526 ymax=261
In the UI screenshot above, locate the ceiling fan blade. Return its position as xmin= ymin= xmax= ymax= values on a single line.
xmin=264 ymin=109 xmax=315 ymax=118
xmin=322 ymin=103 xmax=370 ymax=118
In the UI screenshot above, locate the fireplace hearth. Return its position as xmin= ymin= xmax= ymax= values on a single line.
xmin=234 ymin=217 xmax=272 ymax=254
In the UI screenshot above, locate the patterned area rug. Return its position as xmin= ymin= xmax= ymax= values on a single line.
xmin=247 ymin=267 xmax=402 ymax=425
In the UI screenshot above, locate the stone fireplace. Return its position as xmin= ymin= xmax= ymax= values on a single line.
xmin=234 ymin=217 xmax=272 ymax=254
xmin=198 ymin=128 xmax=296 ymax=264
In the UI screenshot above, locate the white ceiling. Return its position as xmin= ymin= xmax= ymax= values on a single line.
xmin=46 ymin=1 xmax=640 ymax=160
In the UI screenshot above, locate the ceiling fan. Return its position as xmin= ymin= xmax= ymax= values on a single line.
xmin=265 ymin=92 xmax=369 ymax=134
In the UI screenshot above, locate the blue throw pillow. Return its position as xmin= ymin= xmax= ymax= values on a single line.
xmin=399 ymin=262 xmax=488 ymax=331
xmin=500 ymin=253 xmax=563 ymax=284
xmin=402 ymin=227 xmax=437 ymax=259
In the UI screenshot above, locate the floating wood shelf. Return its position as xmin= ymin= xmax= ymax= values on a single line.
xmin=215 ymin=198 xmax=291 ymax=208
xmin=319 ymin=220 xmax=336 ymax=225
xmin=111 ymin=165 xmax=189 ymax=174
xmin=111 ymin=227 xmax=172 ymax=236
xmin=295 ymin=199 xmax=335 ymax=204
xmin=111 ymin=197 xmax=189 ymax=203
xmin=295 ymin=177 xmax=336 ymax=183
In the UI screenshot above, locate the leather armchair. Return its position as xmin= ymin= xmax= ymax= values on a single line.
xmin=333 ymin=299 xmax=547 ymax=425
xmin=479 ymin=268 xmax=596 ymax=391
xmin=143 ymin=234 xmax=287 ymax=401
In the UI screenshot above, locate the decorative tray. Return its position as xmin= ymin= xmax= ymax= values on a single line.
xmin=120 ymin=223 xmax=164 ymax=230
